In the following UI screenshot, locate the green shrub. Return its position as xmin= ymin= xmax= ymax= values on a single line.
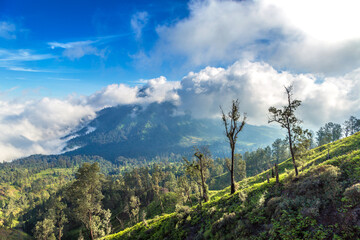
xmin=289 ymin=165 xmax=341 ymax=202
xmin=238 ymin=191 xmax=247 ymax=203
xmin=343 ymin=183 xmax=360 ymax=206
xmin=175 ymin=204 xmax=191 ymax=220
xmin=265 ymin=197 xmax=282 ymax=217
xmin=270 ymin=210 xmax=318 ymax=240
xmin=211 ymin=212 xmax=237 ymax=235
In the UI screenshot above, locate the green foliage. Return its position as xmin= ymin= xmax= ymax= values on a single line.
xmin=146 ymin=192 xmax=180 ymax=219
xmin=184 ymin=146 xmax=213 ymax=202
xmin=343 ymin=116 xmax=360 ymax=137
xmin=244 ymin=146 xmax=272 ymax=176
xmin=0 ymin=166 xmax=73 ymax=230
xmin=2 ymin=121 xmax=360 ymax=240
xmin=33 ymin=195 xmax=68 ymax=240
xmin=288 ymin=165 xmax=341 ymax=201
xmin=316 ymin=122 xmax=342 ymax=146
xmin=272 ymin=138 xmax=290 ymax=163
xmin=104 ymin=131 xmax=360 ymax=240
xmin=268 ymin=85 xmax=311 ymax=177
xmin=211 ymin=212 xmax=237 ymax=235
xmin=343 ymin=183 xmax=360 ymax=206
xmin=66 ymin=163 xmax=111 ymax=239
xmin=34 ymin=217 xmax=56 ymax=240
xmin=270 ymin=210 xmax=323 ymax=240
xmin=0 ymin=228 xmax=32 ymax=240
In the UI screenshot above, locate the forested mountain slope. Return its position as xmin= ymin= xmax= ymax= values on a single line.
xmin=64 ymin=102 xmax=283 ymax=161
xmin=0 ymin=137 xmax=286 ymax=239
xmin=104 ymin=132 xmax=360 ymax=240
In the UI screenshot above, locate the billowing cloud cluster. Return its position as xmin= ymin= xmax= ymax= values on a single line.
xmin=147 ymin=0 xmax=360 ymax=75
xmin=178 ymin=61 xmax=360 ymax=126
xmin=1 ymin=61 xmax=360 ymax=162
xmin=83 ymin=76 xmax=181 ymax=109
xmin=0 ymin=77 xmax=181 ymax=162
xmin=0 ymin=99 xmax=95 ymax=162
xmin=2 ymin=0 xmax=360 ymax=162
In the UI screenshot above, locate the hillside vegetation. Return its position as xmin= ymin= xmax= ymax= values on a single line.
xmin=0 ymin=144 xmax=283 ymax=239
xmin=1 ymin=114 xmax=358 ymax=240
xmin=104 ymin=132 xmax=360 ymax=240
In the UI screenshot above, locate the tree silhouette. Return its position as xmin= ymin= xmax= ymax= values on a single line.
xmin=268 ymin=86 xmax=302 ymax=176
xmin=220 ymin=99 xmax=247 ymax=194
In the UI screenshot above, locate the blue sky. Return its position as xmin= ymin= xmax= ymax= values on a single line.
xmin=0 ymin=0 xmax=191 ymax=98
xmin=2 ymin=0 xmax=360 ymax=99
xmin=1 ymin=0 xmax=360 ymax=161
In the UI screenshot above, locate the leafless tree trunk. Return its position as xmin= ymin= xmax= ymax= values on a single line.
xmin=221 ymin=99 xmax=246 ymax=194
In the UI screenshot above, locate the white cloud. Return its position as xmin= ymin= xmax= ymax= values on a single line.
xmin=85 ymin=76 xmax=181 ymax=108
xmin=143 ymin=0 xmax=360 ymax=75
xmin=49 ymin=40 xmax=95 ymax=49
xmin=0 ymin=49 xmax=53 ymax=62
xmin=1 ymin=60 xmax=359 ymax=162
xmin=139 ymin=76 xmax=181 ymax=103
xmin=0 ymin=21 xmax=16 ymax=39
xmin=0 ymin=76 xmax=181 ymax=162
xmin=131 ymin=11 xmax=149 ymax=40
xmin=7 ymin=66 xmax=49 ymax=72
xmin=0 ymin=49 xmax=54 ymax=73
xmin=159 ymin=0 xmax=284 ymax=62
xmin=2 ymin=0 xmax=360 ymax=162
xmin=177 ymin=61 xmax=360 ymax=127
xmin=85 ymin=84 xmax=140 ymax=108
xmin=263 ymin=0 xmax=360 ymax=43
xmin=49 ymin=40 xmax=106 ymax=60
xmin=0 ymin=98 xmax=96 ymax=162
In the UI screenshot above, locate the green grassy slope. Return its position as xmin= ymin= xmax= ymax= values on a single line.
xmin=103 ymin=132 xmax=360 ymax=240
xmin=0 ymin=228 xmax=33 ymax=240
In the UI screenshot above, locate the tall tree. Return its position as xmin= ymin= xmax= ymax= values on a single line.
xmin=268 ymin=85 xmax=303 ymax=176
xmin=272 ymin=138 xmax=289 ymax=163
xmin=343 ymin=116 xmax=360 ymax=137
xmin=66 ymin=163 xmax=111 ymax=240
xmin=316 ymin=122 xmax=342 ymax=146
xmin=129 ymin=195 xmax=140 ymax=223
xmin=37 ymin=196 xmax=68 ymax=240
xmin=220 ymin=99 xmax=246 ymax=194
xmin=34 ymin=218 xmax=56 ymax=240
xmin=176 ymin=175 xmax=192 ymax=205
xmin=184 ymin=146 xmax=213 ymax=202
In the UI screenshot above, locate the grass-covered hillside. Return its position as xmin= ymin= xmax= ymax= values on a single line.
xmin=0 ymin=228 xmax=32 ymax=240
xmin=104 ymin=132 xmax=360 ymax=240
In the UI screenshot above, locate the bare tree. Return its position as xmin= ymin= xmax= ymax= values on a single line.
xmin=220 ymin=99 xmax=247 ymax=194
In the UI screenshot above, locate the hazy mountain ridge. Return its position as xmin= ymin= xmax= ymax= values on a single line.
xmin=63 ymin=102 xmax=283 ymax=161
